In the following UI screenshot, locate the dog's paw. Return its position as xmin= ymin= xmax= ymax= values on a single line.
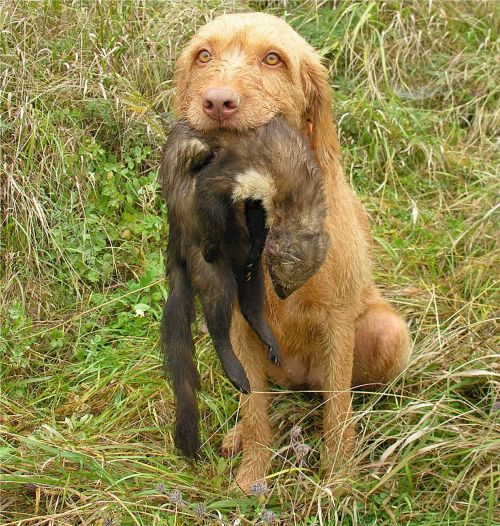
xmin=235 ymin=466 xmax=268 ymax=495
xmin=220 ymin=423 xmax=243 ymax=458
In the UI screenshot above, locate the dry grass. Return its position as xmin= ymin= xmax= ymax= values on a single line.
xmin=1 ymin=1 xmax=499 ymax=524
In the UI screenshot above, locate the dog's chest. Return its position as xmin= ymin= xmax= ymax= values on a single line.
xmin=264 ymin=307 xmax=324 ymax=389
xmin=267 ymin=342 xmax=324 ymax=390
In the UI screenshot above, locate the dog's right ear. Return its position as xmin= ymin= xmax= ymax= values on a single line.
xmin=300 ymin=53 xmax=340 ymax=162
xmin=173 ymin=46 xmax=194 ymax=116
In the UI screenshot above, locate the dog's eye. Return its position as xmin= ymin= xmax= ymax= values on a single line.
xmin=197 ymin=49 xmax=212 ymax=64
xmin=263 ymin=52 xmax=282 ymax=66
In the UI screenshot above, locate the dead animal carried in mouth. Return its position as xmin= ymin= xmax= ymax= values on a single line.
xmin=159 ymin=115 xmax=330 ymax=457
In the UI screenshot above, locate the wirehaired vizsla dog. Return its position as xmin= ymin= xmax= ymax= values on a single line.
xmin=168 ymin=12 xmax=411 ymax=491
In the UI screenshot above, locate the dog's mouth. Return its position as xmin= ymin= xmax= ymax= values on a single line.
xmin=187 ymin=96 xmax=278 ymax=133
xmin=193 ymin=113 xmax=276 ymax=133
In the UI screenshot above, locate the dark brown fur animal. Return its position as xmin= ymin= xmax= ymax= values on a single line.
xmin=163 ymin=121 xmax=280 ymax=370
xmin=160 ymin=116 xmax=329 ymax=457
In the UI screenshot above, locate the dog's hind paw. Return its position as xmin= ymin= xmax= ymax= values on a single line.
xmin=221 ymin=423 xmax=243 ymax=458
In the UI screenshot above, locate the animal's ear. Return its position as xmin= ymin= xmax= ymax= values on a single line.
xmin=300 ymin=54 xmax=339 ymax=158
xmin=172 ymin=48 xmax=192 ymax=115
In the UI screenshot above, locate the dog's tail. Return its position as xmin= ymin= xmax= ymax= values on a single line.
xmin=161 ymin=231 xmax=200 ymax=458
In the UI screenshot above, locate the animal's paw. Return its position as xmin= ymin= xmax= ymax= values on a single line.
xmin=229 ymin=370 xmax=251 ymax=395
xmin=202 ymin=240 xmax=219 ymax=263
xmin=220 ymin=423 xmax=243 ymax=458
xmin=176 ymin=139 xmax=212 ymax=175
xmin=223 ymin=361 xmax=251 ymax=394
xmin=267 ymin=346 xmax=281 ymax=365
xmin=235 ymin=464 xmax=268 ymax=495
xmin=243 ymin=261 xmax=255 ymax=282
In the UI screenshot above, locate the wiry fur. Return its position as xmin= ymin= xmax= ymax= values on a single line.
xmin=172 ymin=12 xmax=412 ymax=491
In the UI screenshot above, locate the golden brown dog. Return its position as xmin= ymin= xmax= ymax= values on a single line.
xmin=172 ymin=12 xmax=411 ymax=491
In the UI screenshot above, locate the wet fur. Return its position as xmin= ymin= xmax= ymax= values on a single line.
xmin=172 ymin=12 xmax=411 ymax=491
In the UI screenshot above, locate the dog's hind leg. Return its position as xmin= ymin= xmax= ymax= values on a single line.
xmin=352 ymin=287 xmax=411 ymax=388
xmin=221 ymin=422 xmax=243 ymax=457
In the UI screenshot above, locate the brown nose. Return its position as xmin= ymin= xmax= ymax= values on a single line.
xmin=202 ymin=87 xmax=240 ymax=121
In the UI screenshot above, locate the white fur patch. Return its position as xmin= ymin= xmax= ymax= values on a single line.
xmin=232 ymin=169 xmax=275 ymax=225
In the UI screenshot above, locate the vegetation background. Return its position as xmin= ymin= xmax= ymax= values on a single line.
xmin=1 ymin=1 xmax=498 ymax=524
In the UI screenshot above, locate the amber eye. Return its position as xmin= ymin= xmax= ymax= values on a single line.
xmin=197 ymin=49 xmax=212 ymax=64
xmin=263 ymin=52 xmax=281 ymax=66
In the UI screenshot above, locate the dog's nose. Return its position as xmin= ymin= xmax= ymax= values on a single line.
xmin=202 ymin=87 xmax=240 ymax=121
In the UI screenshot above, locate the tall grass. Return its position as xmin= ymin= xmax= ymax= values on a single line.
xmin=1 ymin=1 xmax=498 ymax=524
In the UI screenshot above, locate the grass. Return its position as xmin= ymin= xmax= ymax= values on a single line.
xmin=1 ymin=0 xmax=498 ymax=524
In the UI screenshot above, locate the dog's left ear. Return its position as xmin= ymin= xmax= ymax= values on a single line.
xmin=300 ymin=54 xmax=339 ymax=159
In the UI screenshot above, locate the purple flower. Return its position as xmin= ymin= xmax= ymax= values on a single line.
xmin=168 ymin=489 xmax=184 ymax=505
xmin=290 ymin=425 xmax=302 ymax=440
xmin=249 ymin=481 xmax=268 ymax=496
xmin=195 ymin=502 xmax=207 ymax=517
xmin=293 ymin=442 xmax=311 ymax=462
xmin=259 ymin=508 xmax=278 ymax=524
xmin=155 ymin=482 xmax=166 ymax=494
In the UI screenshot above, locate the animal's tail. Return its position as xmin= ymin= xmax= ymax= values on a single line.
xmin=161 ymin=238 xmax=200 ymax=457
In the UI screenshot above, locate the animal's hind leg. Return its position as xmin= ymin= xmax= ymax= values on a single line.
xmin=196 ymin=190 xmax=230 ymax=263
xmin=198 ymin=265 xmax=250 ymax=394
xmin=244 ymin=200 xmax=268 ymax=267
xmin=236 ymin=263 xmax=281 ymax=365
xmin=238 ymin=201 xmax=280 ymax=364
xmin=352 ymin=288 xmax=411 ymax=388
xmin=221 ymin=422 xmax=243 ymax=457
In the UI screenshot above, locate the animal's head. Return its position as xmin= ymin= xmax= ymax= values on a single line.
xmin=173 ymin=13 xmax=338 ymax=156
xmin=265 ymin=206 xmax=330 ymax=300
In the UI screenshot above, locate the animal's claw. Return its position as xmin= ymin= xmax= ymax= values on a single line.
xmin=268 ymin=347 xmax=281 ymax=365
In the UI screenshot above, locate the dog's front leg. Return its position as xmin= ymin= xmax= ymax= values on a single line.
xmin=230 ymin=309 xmax=272 ymax=493
xmin=320 ymin=314 xmax=356 ymax=477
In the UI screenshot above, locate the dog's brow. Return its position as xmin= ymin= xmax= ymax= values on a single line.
xmin=203 ymin=31 xmax=288 ymax=61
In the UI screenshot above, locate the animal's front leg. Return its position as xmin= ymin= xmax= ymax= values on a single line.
xmin=320 ymin=315 xmax=356 ymax=477
xmin=230 ymin=310 xmax=272 ymax=493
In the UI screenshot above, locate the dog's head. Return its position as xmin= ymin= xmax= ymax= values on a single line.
xmin=173 ymin=12 xmax=334 ymax=148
